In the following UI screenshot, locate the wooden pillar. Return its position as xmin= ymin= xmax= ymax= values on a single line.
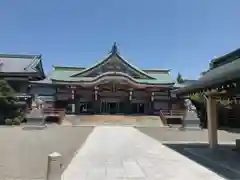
xmin=168 ymin=89 xmax=172 ymax=109
xmin=150 ymin=92 xmax=154 ymax=114
xmin=93 ymin=86 xmax=99 ymax=113
xmin=71 ymin=87 xmax=75 ymax=113
xmin=206 ymin=95 xmax=218 ymax=148
xmin=128 ymin=89 xmax=133 ymax=114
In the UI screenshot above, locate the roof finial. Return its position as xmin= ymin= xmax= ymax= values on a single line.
xmin=110 ymin=42 xmax=119 ymax=54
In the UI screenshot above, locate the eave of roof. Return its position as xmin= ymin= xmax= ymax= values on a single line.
xmin=173 ymin=57 xmax=240 ymax=95
xmin=0 ymin=53 xmax=41 ymax=59
xmin=210 ymin=48 xmax=240 ymax=69
xmin=210 ymin=48 xmax=240 ymax=64
xmin=52 ymin=65 xmax=85 ymax=71
xmin=143 ymin=69 xmax=171 ymax=73
xmin=48 ymin=68 xmax=175 ymax=84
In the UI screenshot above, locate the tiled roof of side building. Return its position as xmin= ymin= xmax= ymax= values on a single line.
xmin=210 ymin=47 xmax=240 ymax=69
xmin=173 ymin=57 xmax=240 ymax=95
xmin=0 ymin=53 xmax=42 ymax=73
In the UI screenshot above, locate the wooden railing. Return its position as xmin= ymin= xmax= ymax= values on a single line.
xmin=159 ymin=110 xmax=167 ymax=125
xmin=28 ymin=107 xmax=66 ymax=118
xmin=160 ymin=109 xmax=185 ymax=116
xmin=43 ymin=107 xmax=65 ymax=116
xmin=160 ymin=109 xmax=185 ymax=125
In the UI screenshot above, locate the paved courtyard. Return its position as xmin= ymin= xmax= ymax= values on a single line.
xmin=0 ymin=126 xmax=93 ymax=180
xmin=0 ymin=124 xmax=240 ymax=179
xmin=62 ymin=126 xmax=225 ymax=180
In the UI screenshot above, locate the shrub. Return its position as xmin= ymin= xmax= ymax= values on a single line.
xmin=12 ymin=116 xmax=24 ymax=125
xmin=5 ymin=118 xmax=13 ymax=125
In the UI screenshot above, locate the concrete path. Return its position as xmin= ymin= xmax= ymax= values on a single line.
xmin=62 ymin=126 xmax=225 ymax=180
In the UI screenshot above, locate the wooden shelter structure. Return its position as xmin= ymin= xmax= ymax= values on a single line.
xmin=173 ymin=48 xmax=240 ymax=148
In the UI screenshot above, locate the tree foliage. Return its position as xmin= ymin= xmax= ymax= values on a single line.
xmin=176 ymin=73 xmax=184 ymax=84
xmin=200 ymin=71 xmax=207 ymax=76
xmin=0 ymin=80 xmax=23 ymax=125
xmin=190 ymin=93 xmax=204 ymax=102
xmin=0 ymin=80 xmax=16 ymax=113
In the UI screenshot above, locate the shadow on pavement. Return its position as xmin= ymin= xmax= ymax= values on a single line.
xmin=219 ymin=127 xmax=240 ymax=134
xmin=163 ymin=143 xmax=240 ymax=180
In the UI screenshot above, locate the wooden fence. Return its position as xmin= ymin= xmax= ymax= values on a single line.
xmin=160 ymin=109 xmax=185 ymax=125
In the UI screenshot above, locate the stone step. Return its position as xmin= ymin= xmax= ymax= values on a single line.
xmin=22 ymin=124 xmax=47 ymax=130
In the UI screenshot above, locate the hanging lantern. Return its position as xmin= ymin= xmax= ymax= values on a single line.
xmin=151 ymin=92 xmax=155 ymax=102
xmin=94 ymin=87 xmax=98 ymax=100
xmin=71 ymin=89 xmax=75 ymax=100
xmin=129 ymin=91 xmax=132 ymax=101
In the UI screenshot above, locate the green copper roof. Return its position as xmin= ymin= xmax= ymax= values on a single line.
xmin=48 ymin=66 xmax=175 ymax=85
xmin=41 ymin=44 xmax=175 ymax=85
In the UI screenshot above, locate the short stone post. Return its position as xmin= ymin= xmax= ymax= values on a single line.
xmin=46 ymin=152 xmax=63 ymax=180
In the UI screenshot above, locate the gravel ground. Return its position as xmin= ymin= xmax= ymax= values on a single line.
xmin=0 ymin=126 xmax=93 ymax=180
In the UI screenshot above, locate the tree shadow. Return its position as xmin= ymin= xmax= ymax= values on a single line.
xmin=163 ymin=143 xmax=240 ymax=180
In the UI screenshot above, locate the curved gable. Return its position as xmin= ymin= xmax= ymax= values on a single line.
xmin=71 ymin=44 xmax=155 ymax=79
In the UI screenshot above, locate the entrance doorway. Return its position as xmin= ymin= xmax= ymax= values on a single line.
xmin=79 ymin=102 xmax=92 ymax=114
xmin=131 ymin=103 xmax=145 ymax=114
xmin=100 ymin=101 xmax=120 ymax=114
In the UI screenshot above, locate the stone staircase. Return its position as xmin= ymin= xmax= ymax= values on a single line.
xmin=24 ymin=108 xmax=46 ymax=129
xmin=66 ymin=115 xmax=163 ymax=127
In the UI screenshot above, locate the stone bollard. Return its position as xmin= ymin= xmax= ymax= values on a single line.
xmin=235 ymin=139 xmax=240 ymax=150
xmin=46 ymin=152 xmax=63 ymax=180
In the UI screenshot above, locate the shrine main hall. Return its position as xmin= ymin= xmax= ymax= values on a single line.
xmin=31 ymin=44 xmax=179 ymax=114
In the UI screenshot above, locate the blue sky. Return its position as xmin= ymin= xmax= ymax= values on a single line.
xmin=0 ymin=0 xmax=240 ymax=79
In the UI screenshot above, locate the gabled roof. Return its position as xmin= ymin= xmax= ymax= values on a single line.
xmin=0 ymin=54 xmax=45 ymax=77
xmin=32 ymin=43 xmax=175 ymax=86
xmin=71 ymin=50 xmax=154 ymax=79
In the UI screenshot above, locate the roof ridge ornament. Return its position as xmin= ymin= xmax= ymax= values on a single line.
xmin=109 ymin=42 xmax=119 ymax=55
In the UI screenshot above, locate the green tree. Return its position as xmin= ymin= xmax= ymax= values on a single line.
xmin=200 ymin=71 xmax=207 ymax=76
xmin=0 ymin=80 xmax=21 ymax=124
xmin=176 ymin=73 xmax=184 ymax=84
xmin=0 ymin=79 xmax=15 ymax=111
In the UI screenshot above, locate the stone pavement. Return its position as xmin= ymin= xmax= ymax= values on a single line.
xmin=0 ymin=126 xmax=93 ymax=180
xmin=62 ymin=126 xmax=225 ymax=180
